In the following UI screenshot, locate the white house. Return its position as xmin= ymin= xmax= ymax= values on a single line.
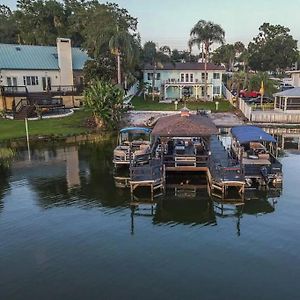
xmin=143 ymin=62 xmax=225 ymax=101
xmin=0 ymin=38 xmax=89 ymax=93
xmin=0 ymin=38 xmax=89 ymax=114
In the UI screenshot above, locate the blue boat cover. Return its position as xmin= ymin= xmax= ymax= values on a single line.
xmin=231 ymin=126 xmax=276 ymax=144
xmin=120 ymin=127 xmax=151 ymax=133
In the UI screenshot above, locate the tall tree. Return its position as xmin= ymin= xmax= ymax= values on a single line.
xmin=0 ymin=5 xmax=18 ymax=43
xmin=189 ymin=20 xmax=225 ymax=100
xmin=248 ymin=72 xmax=278 ymax=96
xmin=142 ymin=41 xmax=170 ymax=101
xmin=211 ymin=44 xmax=235 ymax=71
xmin=248 ymin=23 xmax=299 ymax=72
xmin=15 ymin=0 xmax=67 ymax=45
xmin=83 ymin=2 xmax=140 ymax=85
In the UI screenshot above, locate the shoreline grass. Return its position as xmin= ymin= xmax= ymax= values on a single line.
xmin=131 ymin=96 xmax=234 ymax=112
xmin=0 ymin=110 xmax=93 ymax=142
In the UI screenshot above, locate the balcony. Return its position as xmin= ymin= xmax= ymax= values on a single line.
xmin=163 ymin=79 xmax=213 ymax=85
xmin=0 ymin=84 xmax=84 ymax=97
xmin=0 ymin=86 xmax=28 ymax=97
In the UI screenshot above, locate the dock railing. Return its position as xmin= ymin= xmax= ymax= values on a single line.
xmin=209 ymin=157 xmax=244 ymax=183
xmin=130 ymin=159 xmax=164 ymax=183
xmin=163 ymin=154 xmax=209 ymax=168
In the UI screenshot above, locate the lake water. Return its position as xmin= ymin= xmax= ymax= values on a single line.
xmin=0 ymin=136 xmax=300 ymax=300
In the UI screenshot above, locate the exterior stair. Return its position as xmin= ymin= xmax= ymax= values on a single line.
xmin=14 ymin=105 xmax=36 ymax=120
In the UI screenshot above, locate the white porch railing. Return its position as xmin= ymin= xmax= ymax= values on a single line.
xmin=164 ymin=79 xmax=212 ymax=85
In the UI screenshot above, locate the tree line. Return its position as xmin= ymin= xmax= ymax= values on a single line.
xmin=1 ymin=1 xmax=299 ymax=85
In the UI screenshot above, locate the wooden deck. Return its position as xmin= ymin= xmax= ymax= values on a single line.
xmin=208 ymin=136 xmax=245 ymax=201
xmin=123 ymin=136 xmax=246 ymax=202
xmin=129 ymin=159 xmax=165 ymax=200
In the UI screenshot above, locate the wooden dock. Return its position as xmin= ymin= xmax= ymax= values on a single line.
xmin=129 ymin=159 xmax=165 ymax=200
xmin=125 ymin=137 xmax=245 ymax=202
xmin=207 ymin=136 xmax=245 ymax=201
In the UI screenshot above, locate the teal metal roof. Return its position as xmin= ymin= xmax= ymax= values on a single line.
xmin=0 ymin=43 xmax=89 ymax=70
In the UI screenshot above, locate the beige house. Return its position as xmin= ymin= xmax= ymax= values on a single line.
xmin=0 ymin=38 xmax=89 ymax=117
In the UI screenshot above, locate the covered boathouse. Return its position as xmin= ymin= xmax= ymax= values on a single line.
xmin=151 ymin=108 xmax=218 ymax=172
xmin=129 ymin=108 xmax=245 ymax=201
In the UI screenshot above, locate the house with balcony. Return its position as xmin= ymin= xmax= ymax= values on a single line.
xmin=0 ymin=38 xmax=89 ymax=118
xmin=143 ymin=62 xmax=225 ymax=101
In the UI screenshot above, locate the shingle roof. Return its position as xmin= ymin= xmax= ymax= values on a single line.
xmin=0 ymin=43 xmax=89 ymax=70
xmin=152 ymin=113 xmax=218 ymax=137
xmin=274 ymin=87 xmax=300 ymax=97
xmin=144 ymin=62 xmax=225 ymax=71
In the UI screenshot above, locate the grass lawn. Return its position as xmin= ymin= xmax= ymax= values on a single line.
xmin=0 ymin=110 xmax=93 ymax=141
xmin=131 ymin=96 xmax=234 ymax=112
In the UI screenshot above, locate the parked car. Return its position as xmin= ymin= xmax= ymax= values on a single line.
xmin=239 ymin=89 xmax=261 ymax=98
xmin=279 ymin=83 xmax=294 ymax=91
xmin=246 ymin=96 xmax=274 ymax=105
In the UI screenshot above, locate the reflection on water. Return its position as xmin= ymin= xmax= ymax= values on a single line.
xmin=0 ymin=133 xmax=300 ymax=300
xmin=0 ymin=137 xmax=285 ymax=228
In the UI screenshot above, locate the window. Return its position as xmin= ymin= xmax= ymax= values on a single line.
xmin=156 ymin=73 xmax=161 ymax=80
xmin=23 ymin=76 xmax=39 ymax=86
xmin=213 ymin=86 xmax=221 ymax=94
xmin=201 ymin=73 xmax=208 ymax=80
xmin=213 ymin=73 xmax=220 ymax=79
xmin=6 ymin=77 xmax=17 ymax=91
xmin=42 ymin=77 xmax=52 ymax=90
xmin=190 ymin=74 xmax=194 ymax=82
xmin=180 ymin=74 xmax=184 ymax=82
xmin=185 ymin=73 xmax=189 ymax=82
xmin=147 ymin=73 xmax=153 ymax=80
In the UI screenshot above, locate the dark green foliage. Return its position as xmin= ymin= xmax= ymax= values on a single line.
xmin=0 ymin=5 xmax=18 ymax=43
xmin=84 ymin=80 xmax=125 ymax=130
xmin=248 ymin=23 xmax=299 ymax=72
xmin=1 ymin=1 xmax=141 ymax=83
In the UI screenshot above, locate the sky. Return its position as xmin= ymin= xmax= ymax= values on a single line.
xmin=3 ymin=0 xmax=300 ymax=50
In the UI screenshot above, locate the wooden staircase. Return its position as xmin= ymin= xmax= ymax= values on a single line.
xmin=14 ymin=103 xmax=36 ymax=120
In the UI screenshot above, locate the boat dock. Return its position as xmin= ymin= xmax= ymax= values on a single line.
xmin=114 ymin=111 xmax=282 ymax=203
xmin=207 ymin=136 xmax=245 ymax=200
xmin=125 ymin=136 xmax=245 ymax=202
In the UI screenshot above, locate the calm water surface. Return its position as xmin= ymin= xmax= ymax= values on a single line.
xmin=0 ymin=136 xmax=300 ymax=300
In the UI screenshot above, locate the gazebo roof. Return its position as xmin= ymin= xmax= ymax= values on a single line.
xmin=151 ymin=112 xmax=218 ymax=137
xmin=274 ymin=87 xmax=300 ymax=97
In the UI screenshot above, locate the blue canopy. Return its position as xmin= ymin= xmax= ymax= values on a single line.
xmin=231 ymin=126 xmax=276 ymax=144
xmin=120 ymin=127 xmax=151 ymax=134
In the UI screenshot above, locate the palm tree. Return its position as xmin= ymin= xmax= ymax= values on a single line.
xmin=189 ymin=20 xmax=225 ymax=100
xmin=231 ymin=71 xmax=247 ymax=106
xmin=109 ymin=26 xmax=136 ymax=85
xmin=143 ymin=41 xmax=170 ymax=101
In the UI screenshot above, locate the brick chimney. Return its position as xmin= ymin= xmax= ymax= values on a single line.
xmin=57 ymin=38 xmax=73 ymax=86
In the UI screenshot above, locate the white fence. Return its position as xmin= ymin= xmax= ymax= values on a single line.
xmin=239 ymin=98 xmax=252 ymax=120
xmin=221 ymin=83 xmax=234 ymax=104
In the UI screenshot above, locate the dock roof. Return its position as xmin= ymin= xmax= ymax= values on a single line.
xmin=231 ymin=126 xmax=276 ymax=144
xmin=152 ymin=113 xmax=218 ymax=137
